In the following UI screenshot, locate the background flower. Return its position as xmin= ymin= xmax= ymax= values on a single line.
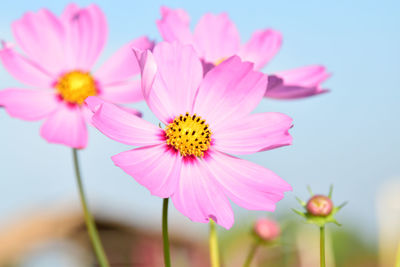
xmin=0 ymin=3 xmax=153 ymax=148
xmin=157 ymin=6 xmax=330 ymax=99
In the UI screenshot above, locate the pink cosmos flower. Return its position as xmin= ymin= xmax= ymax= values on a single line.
xmin=0 ymin=4 xmax=154 ymax=148
xmin=87 ymin=41 xmax=292 ymax=229
xmin=157 ymin=7 xmax=330 ymax=99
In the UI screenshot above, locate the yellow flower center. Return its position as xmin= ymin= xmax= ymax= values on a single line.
xmin=165 ymin=112 xmax=212 ymax=157
xmin=215 ymin=57 xmax=227 ymax=66
xmin=55 ymin=71 xmax=97 ymax=105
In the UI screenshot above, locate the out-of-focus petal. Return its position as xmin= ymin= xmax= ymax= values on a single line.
xmin=239 ymin=29 xmax=282 ymax=70
xmin=274 ymin=65 xmax=330 ymax=87
xmin=100 ymin=80 xmax=144 ymax=104
xmin=266 ymin=83 xmax=328 ymax=99
xmin=204 ymin=149 xmax=292 ymax=211
xmin=134 ymin=42 xmax=203 ymax=123
xmin=112 ymin=144 xmax=181 ymax=198
xmin=60 ymin=3 xmax=80 ymax=24
xmin=0 ymin=89 xmax=58 ymax=121
xmin=40 ymin=103 xmax=88 ymax=148
xmin=157 ymin=7 xmax=193 ymax=44
xmin=95 ymin=36 xmax=154 ymax=85
xmin=266 ymin=65 xmax=330 ymax=99
xmin=64 ymin=4 xmax=107 ymax=70
xmin=194 ymin=56 xmax=268 ymax=128
xmin=84 ymin=96 xmax=141 ymax=123
xmin=12 ymin=8 xmax=66 ymax=75
xmin=0 ymin=46 xmax=54 ymax=87
xmin=212 ymin=112 xmax=292 ymax=155
xmin=90 ymin=101 xmax=163 ymax=146
xmin=193 ymin=13 xmax=240 ymax=64
xmin=171 ymin=158 xmax=234 ymax=229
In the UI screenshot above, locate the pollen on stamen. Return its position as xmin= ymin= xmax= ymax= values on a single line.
xmin=165 ymin=113 xmax=212 ymax=157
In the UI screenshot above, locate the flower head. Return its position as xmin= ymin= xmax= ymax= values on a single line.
xmin=0 ymin=4 xmax=154 ymax=148
xmin=254 ymin=218 xmax=281 ymax=242
xmin=157 ymin=7 xmax=330 ymax=99
xmin=306 ymin=195 xmax=333 ymax=216
xmin=293 ymin=186 xmax=346 ymax=227
xmin=87 ymin=41 xmax=293 ymax=229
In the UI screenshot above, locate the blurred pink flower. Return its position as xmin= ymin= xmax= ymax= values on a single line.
xmin=87 ymin=42 xmax=292 ymax=229
xmin=0 ymin=4 xmax=154 ymax=148
xmin=157 ymin=7 xmax=330 ymax=99
xmin=254 ymin=218 xmax=281 ymax=241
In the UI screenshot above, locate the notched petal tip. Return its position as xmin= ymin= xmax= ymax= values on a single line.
xmin=84 ymin=96 xmax=103 ymax=113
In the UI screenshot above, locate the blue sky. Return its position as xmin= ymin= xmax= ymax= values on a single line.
xmin=0 ymin=0 xmax=399 ymax=241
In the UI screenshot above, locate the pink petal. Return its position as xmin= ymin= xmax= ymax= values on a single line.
xmin=171 ymin=158 xmax=234 ymax=229
xmin=274 ymin=65 xmax=330 ymax=87
xmin=212 ymin=112 xmax=293 ymax=155
xmin=205 ymin=149 xmax=292 ymax=211
xmin=100 ymin=80 xmax=144 ymax=104
xmin=194 ymin=56 xmax=268 ymax=128
xmin=134 ymin=42 xmax=203 ymax=123
xmin=85 ymin=95 xmax=107 ymax=113
xmin=60 ymin=3 xmax=80 ymax=24
xmin=95 ymin=36 xmax=154 ymax=85
xmin=84 ymin=96 xmax=141 ymax=123
xmin=157 ymin=7 xmax=193 ymax=44
xmin=0 ymin=89 xmax=58 ymax=121
xmin=12 ymin=9 xmax=66 ymax=75
xmin=40 ymin=103 xmax=88 ymax=148
xmin=64 ymin=4 xmax=107 ymax=70
xmin=112 ymin=144 xmax=181 ymax=198
xmin=239 ymin=29 xmax=282 ymax=70
xmin=266 ymin=66 xmax=331 ymax=99
xmin=266 ymin=83 xmax=328 ymax=99
xmin=193 ymin=13 xmax=240 ymax=64
xmin=91 ymin=101 xmax=163 ymax=146
xmin=0 ymin=46 xmax=54 ymax=87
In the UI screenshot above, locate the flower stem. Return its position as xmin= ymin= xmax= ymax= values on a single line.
xmin=320 ymin=226 xmax=326 ymax=267
xmin=243 ymin=238 xmax=261 ymax=267
xmin=209 ymin=219 xmax=220 ymax=267
xmin=162 ymin=198 xmax=171 ymax=267
xmin=72 ymin=149 xmax=109 ymax=267
xmin=396 ymin=240 xmax=400 ymax=267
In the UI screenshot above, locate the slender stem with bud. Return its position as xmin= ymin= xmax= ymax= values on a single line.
xmin=209 ymin=219 xmax=221 ymax=267
xmin=243 ymin=238 xmax=261 ymax=267
xmin=72 ymin=149 xmax=109 ymax=267
xmin=320 ymin=226 xmax=326 ymax=267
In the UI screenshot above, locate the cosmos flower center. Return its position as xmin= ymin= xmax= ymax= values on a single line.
xmin=165 ymin=112 xmax=212 ymax=157
xmin=55 ymin=71 xmax=97 ymax=105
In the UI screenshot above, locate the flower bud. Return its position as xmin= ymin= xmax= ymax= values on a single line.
xmin=253 ymin=218 xmax=280 ymax=241
xmin=306 ymin=195 xmax=333 ymax=216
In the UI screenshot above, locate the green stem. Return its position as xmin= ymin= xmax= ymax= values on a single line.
xmin=72 ymin=149 xmax=109 ymax=267
xmin=209 ymin=219 xmax=220 ymax=267
xmin=320 ymin=226 xmax=326 ymax=267
xmin=243 ymin=238 xmax=261 ymax=267
xmin=162 ymin=198 xmax=171 ymax=267
xmin=396 ymin=240 xmax=400 ymax=267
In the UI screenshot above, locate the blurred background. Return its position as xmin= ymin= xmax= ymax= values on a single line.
xmin=0 ymin=0 xmax=399 ymax=266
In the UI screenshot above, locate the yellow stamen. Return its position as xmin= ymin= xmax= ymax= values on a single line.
xmin=55 ymin=71 xmax=97 ymax=105
xmin=165 ymin=112 xmax=212 ymax=157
